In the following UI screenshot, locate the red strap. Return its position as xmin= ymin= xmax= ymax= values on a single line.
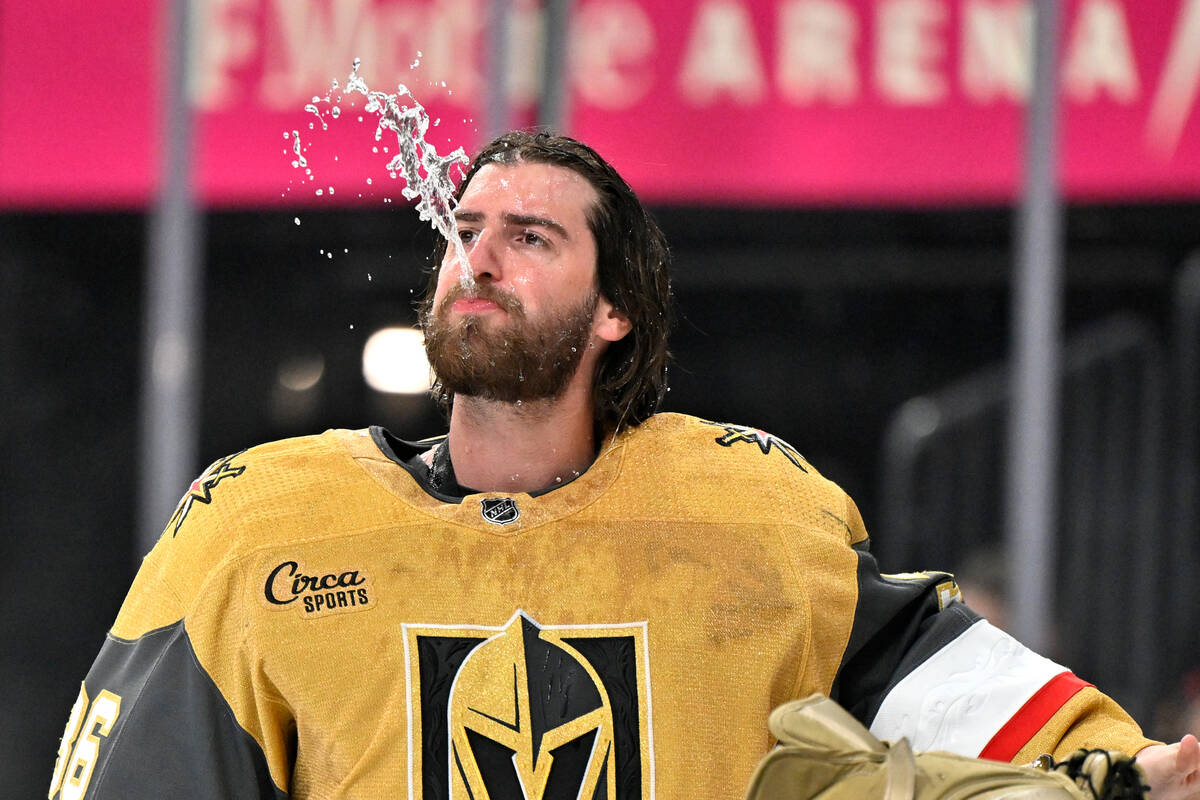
xmin=978 ymin=671 xmax=1092 ymax=762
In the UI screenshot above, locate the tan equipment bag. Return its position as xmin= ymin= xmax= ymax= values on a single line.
xmin=745 ymin=695 xmax=1147 ymax=800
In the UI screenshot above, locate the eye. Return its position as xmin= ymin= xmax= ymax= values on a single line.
xmin=458 ymin=229 xmax=477 ymax=243
xmin=520 ymin=230 xmax=546 ymax=247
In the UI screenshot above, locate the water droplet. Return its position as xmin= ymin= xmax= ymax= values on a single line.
xmin=316 ymin=188 xmax=324 ymax=196
xmin=291 ymin=132 xmax=307 ymax=167
xmin=367 ymin=273 xmax=373 ymax=281
xmin=349 ymin=324 xmax=355 ymax=330
xmin=331 ymin=106 xmax=341 ymax=118
xmin=283 ymin=131 xmax=290 ymax=139
xmin=294 ymin=217 xmax=301 ymax=225
xmin=327 ymin=186 xmax=335 ymax=195
xmin=304 ymin=103 xmax=328 ymax=130
xmin=366 ymin=177 xmax=372 ymax=185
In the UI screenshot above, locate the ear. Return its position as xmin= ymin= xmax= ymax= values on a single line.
xmin=593 ymin=297 xmax=633 ymax=343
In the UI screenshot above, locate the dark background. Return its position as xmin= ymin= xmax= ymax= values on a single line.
xmin=3 ymin=201 xmax=1196 ymax=794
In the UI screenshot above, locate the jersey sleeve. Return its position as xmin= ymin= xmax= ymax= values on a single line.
xmin=830 ymin=539 xmax=1157 ymax=763
xmin=48 ymin=453 xmax=292 ymax=800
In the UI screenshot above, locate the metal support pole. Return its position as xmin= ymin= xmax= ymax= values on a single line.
xmin=1170 ymin=256 xmax=1200 ymax=681
xmin=1006 ymin=0 xmax=1063 ymax=653
xmin=539 ymin=0 xmax=572 ymax=133
xmin=485 ymin=0 xmax=511 ymax=139
xmin=137 ymin=0 xmax=203 ymax=557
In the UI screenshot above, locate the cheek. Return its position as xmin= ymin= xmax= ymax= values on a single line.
xmin=563 ymin=257 xmax=600 ymax=298
xmin=431 ymin=262 xmax=459 ymax=305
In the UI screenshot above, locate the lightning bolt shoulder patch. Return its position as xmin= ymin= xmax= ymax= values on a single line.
xmin=702 ymin=420 xmax=810 ymax=472
xmin=167 ymin=450 xmax=247 ymax=536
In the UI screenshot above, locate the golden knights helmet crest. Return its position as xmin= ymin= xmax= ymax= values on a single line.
xmin=404 ymin=611 xmax=655 ymax=799
xmin=450 ymin=614 xmax=614 ymax=798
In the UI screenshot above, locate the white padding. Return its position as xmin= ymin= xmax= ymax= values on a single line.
xmin=868 ymin=619 xmax=1066 ymax=756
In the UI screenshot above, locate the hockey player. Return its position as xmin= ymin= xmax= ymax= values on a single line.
xmin=49 ymin=132 xmax=1200 ymax=799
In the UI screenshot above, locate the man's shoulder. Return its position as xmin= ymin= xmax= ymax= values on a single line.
xmin=618 ymin=412 xmax=833 ymax=492
xmin=150 ymin=428 xmax=380 ymax=557
xmin=176 ymin=428 xmax=361 ymax=507
xmin=614 ymin=413 xmax=864 ymax=538
xmin=112 ymin=428 xmax=385 ymax=636
xmin=624 ymin=412 xmax=816 ymax=474
xmin=227 ymin=427 xmax=364 ymax=467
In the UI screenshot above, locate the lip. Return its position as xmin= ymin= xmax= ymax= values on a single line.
xmin=452 ymin=297 xmax=503 ymax=314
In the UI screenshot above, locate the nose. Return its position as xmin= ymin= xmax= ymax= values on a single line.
xmin=460 ymin=227 xmax=501 ymax=284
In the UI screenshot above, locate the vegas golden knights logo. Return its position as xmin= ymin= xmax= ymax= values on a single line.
xmin=403 ymin=611 xmax=655 ymax=799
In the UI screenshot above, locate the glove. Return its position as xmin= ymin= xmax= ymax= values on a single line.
xmin=745 ymin=694 xmax=1148 ymax=800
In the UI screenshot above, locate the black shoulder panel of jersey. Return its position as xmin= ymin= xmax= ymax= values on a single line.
xmin=829 ymin=541 xmax=981 ymax=727
xmin=59 ymin=621 xmax=287 ymax=800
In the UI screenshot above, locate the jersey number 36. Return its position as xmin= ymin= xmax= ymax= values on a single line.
xmin=48 ymin=684 xmax=122 ymax=800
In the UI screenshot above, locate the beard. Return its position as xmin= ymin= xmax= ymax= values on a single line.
xmin=422 ymin=284 xmax=599 ymax=404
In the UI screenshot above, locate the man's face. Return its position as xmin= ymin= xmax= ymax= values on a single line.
xmin=422 ymin=161 xmax=615 ymax=404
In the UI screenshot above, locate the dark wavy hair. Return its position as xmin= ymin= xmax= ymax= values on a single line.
xmin=420 ymin=131 xmax=673 ymax=432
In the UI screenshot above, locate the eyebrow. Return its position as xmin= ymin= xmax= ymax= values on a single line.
xmin=453 ymin=210 xmax=570 ymax=241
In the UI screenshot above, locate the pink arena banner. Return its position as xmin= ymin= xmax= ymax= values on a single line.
xmin=1 ymin=0 xmax=1198 ymax=208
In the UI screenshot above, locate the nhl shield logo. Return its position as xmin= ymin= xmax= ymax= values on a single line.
xmin=480 ymin=497 xmax=520 ymax=525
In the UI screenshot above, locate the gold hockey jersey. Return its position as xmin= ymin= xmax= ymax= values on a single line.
xmin=49 ymin=413 xmax=1153 ymax=800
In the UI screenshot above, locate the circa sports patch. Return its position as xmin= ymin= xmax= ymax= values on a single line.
xmin=402 ymin=610 xmax=655 ymax=799
xmin=260 ymin=559 xmax=375 ymax=618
